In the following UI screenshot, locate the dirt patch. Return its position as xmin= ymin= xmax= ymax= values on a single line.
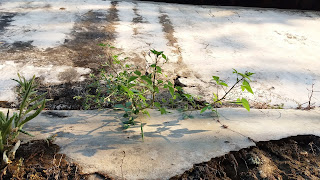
xmin=0 ymin=4 xmax=117 ymax=72
xmin=37 ymin=81 xmax=89 ymax=110
xmin=171 ymin=135 xmax=320 ymax=180
xmin=0 ymin=140 xmax=86 ymax=179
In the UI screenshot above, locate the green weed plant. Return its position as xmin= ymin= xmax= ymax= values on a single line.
xmin=80 ymin=45 xmax=255 ymax=140
xmin=1 ymin=74 xmax=47 ymax=165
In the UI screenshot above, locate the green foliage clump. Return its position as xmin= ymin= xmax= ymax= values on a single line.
xmin=78 ymin=45 xmax=179 ymax=139
xmin=79 ymin=44 xmax=255 ymax=140
xmin=1 ymin=74 xmax=47 ymax=165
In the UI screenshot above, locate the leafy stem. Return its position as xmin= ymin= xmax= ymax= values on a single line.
xmin=216 ymin=77 xmax=244 ymax=102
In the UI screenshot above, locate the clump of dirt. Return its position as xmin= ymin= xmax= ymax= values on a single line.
xmin=171 ymin=135 xmax=320 ymax=180
xmin=0 ymin=140 xmax=86 ymax=179
xmin=37 ymin=81 xmax=89 ymax=110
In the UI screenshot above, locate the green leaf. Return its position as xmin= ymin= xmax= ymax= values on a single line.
xmin=123 ymin=124 xmax=130 ymax=129
xmin=168 ymin=86 xmax=174 ymax=97
xmin=131 ymin=89 xmax=140 ymax=93
xmin=241 ymin=98 xmax=250 ymax=111
xmin=114 ymin=104 xmax=125 ymax=109
xmin=121 ymin=85 xmax=129 ymax=93
xmin=98 ymin=43 xmax=106 ymax=47
xmin=154 ymin=102 xmax=161 ymax=108
xmin=157 ymin=80 xmax=163 ymax=84
xmin=128 ymin=76 xmax=138 ymax=82
xmin=238 ymin=73 xmax=251 ymax=81
xmin=142 ymin=110 xmax=150 ymax=117
xmin=154 ymin=86 xmax=159 ymax=93
xmin=124 ymin=108 xmax=131 ymax=112
xmin=125 ymin=102 xmax=132 ymax=108
xmin=25 ymin=100 xmax=44 ymax=115
xmin=156 ymin=66 xmax=162 ymax=73
xmin=212 ymin=76 xmax=219 ymax=82
xmin=138 ymin=95 xmax=146 ymax=101
xmin=232 ymin=69 xmax=238 ymax=74
xmin=175 ymin=86 xmax=182 ymax=91
xmin=245 ymin=72 xmax=255 ymax=77
xmin=18 ymin=100 xmax=46 ymax=127
xmin=134 ymin=70 xmax=141 ymax=76
xmin=241 ymin=80 xmax=254 ymax=94
xmin=200 ymin=106 xmax=208 ymax=113
xmin=160 ymin=108 xmax=167 ymax=114
xmin=213 ymin=92 xmax=218 ymax=102
xmin=19 ymin=129 xmax=34 ymax=137
xmin=218 ymin=81 xmax=228 ymax=87
xmin=162 ymin=54 xmax=167 ymax=60
xmin=150 ymin=49 xmax=163 ymax=56
xmin=141 ymin=75 xmax=152 ymax=85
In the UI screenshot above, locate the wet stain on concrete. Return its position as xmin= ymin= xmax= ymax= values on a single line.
xmin=0 ymin=2 xmax=119 ymax=73
xmin=10 ymin=41 xmax=34 ymax=51
xmin=106 ymin=1 xmax=119 ymax=40
xmin=63 ymin=10 xmax=111 ymax=69
xmin=158 ymin=9 xmax=194 ymax=78
xmin=132 ymin=3 xmax=148 ymax=35
xmin=0 ymin=12 xmax=16 ymax=32
xmin=159 ymin=12 xmax=178 ymax=47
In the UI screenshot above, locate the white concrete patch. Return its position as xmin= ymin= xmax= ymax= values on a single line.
xmin=15 ymin=108 xmax=320 ymax=179
xmin=110 ymin=1 xmax=320 ymax=108
xmin=0 ymin=0 xmax=111 ymax=49
xmin=0 ymin=61 xmax=90 ymax=102
xmin=0 ymin=0 xmax=320 ymax=107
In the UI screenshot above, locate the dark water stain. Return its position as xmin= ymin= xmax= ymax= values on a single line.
xmin=132 ymin=4 xmax=147 ymax=24
xmin=158 ymin=9 xmax=203 ymax=84
xmin=10 ymin=41 xmax=34 ymax=51
xmin=60 ymin=2 xmax=120 ymax=69
xmin=159 ymin=12 xmax=178 ymax=47
xmin=0 ymin=2 xmax=120 ymax=77
xmin=105 ymin=1 xmax=119 ymax=40
xmin=132 ymin=3 xmax=148 ymax=35
xmin=42 ymin=111 xmax=70 ymax=118
xmin=0 ymin=12 xmax=16 ymax=32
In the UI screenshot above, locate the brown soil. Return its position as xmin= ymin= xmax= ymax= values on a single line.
xmin=0 ymin=140 xmax=86 ymax=180
xmin=171 ymin=135 xmax=320 ymax=180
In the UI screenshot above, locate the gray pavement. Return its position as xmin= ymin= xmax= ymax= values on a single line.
xmin=11 ymin=108 xmax=319 ymax=179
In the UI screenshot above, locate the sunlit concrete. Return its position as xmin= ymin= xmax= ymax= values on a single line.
xmin=11 ymin=108 xmax=320 ymax=179
xmin=1 ymin=0 xmax=320 ymax=108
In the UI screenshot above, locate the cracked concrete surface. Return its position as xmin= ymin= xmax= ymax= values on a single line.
xmin=13 ymin=108 xmax=320 ymax=179
xmin=0 ymin=0 xmax=320 ymax=107
xmin=1 ymin=0 xmax=320 ymax=179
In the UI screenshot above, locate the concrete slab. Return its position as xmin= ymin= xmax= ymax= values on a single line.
xmin=5 ymin=108 xmax=318 ymax=179
xmin=0 ymin=0 xmax=320 ymax=108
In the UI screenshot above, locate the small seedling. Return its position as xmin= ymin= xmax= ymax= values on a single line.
xmin=298 ymin=83 xmax=319 ymax=110
xmin=200 ymin=69 xmax=255 ymax=115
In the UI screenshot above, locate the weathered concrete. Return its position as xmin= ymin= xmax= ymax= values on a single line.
xmin=9 ymin=108 xmax=319 ymax=179
xmin=0 ymin=0 xmax=320 ymax=108
xmin=145 ymin=0 xmax=320 ymax=10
